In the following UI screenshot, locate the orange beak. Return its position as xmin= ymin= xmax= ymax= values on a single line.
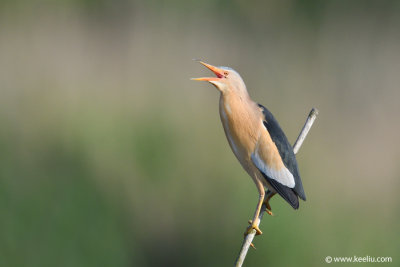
xmin=191 ymin=60 xmax=225 ymax=82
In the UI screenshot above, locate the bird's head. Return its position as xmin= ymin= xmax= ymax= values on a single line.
xmin=192 ymin=60 xmax=247 ymax=94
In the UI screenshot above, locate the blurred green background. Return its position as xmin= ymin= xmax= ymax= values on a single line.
xmin=1 ymin=0 xmax=399 ymax=266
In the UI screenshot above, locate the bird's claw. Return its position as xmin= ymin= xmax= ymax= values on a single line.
xmin=245 ymin=220 xmax=262 ymax=236
xmin=264 ymin=200 xmax=274 ymax=216
xmin=266 ymin=209 xmax=274 ymax=216
xmin=245 ymin=221 xmax=258 ymax=249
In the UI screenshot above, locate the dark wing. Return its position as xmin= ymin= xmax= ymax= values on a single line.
xmin=257 ymin=104 xmax=306 ymax=205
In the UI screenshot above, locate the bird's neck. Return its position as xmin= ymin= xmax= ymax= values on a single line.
xmin=220 ymin=90 xmax=253 ymax=112
xmin=218 ymin=90 xmax=261 ymax=166
xmin=219 ymin=90 xmax=260 ymax=133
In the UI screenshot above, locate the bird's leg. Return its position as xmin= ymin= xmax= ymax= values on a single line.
xmin=245 ymin=179 xmax=265 ymax=236
xmin=264 ymin=190 xmax=276 ymax=216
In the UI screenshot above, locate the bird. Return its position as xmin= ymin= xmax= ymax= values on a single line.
xmin=192 ymin=60 xmax=306 ymax=236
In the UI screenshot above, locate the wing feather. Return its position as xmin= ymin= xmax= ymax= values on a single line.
xmin=251 ymin=145 xmax=295 ymax=188
xmin=250 ymin=104 xmax=306 ymax=209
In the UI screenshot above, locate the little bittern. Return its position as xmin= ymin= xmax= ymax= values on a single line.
xmin=192 ymin=61 xmax=306 ymax=235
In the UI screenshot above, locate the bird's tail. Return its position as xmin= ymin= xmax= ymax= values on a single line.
xmin=267 ymin=178 xmax=299 ymax=209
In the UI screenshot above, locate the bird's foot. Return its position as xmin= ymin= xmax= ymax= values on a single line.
xmin=264 ymin=196 xmax=275 ymax=216
xmin=264 ymin=203 xmax=274 ymax=216
xmin=245 ymin=220 xmax=262 ymax=236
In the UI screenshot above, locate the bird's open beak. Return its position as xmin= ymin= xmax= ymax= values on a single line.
xmin=191 ymin=61 xmax=225 ymax=82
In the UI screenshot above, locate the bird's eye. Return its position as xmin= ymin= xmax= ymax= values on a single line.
xmin=224 ymin=71 xmax=229 ymax=77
